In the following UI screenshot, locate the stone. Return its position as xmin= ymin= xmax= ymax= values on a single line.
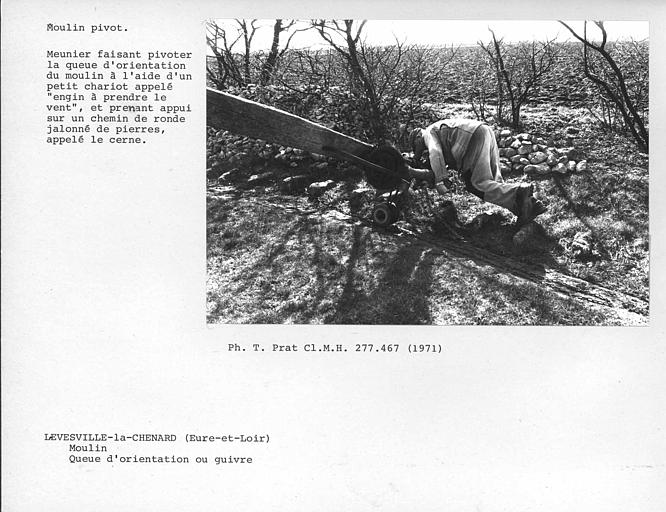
xmin=510 ymin=155 xmax=523 ymax=163
xmin=520 ymin=157 xmax=530 ymax=165
xmin=500 ymin=163 xmax=511 ymax=174
xmin=247 ymin=171 xmax=274 ymax=185
xmin=518 ymin=144 xmax=533 ymax=155
xmin=557 ymin=155 xmax=569 ymax=164
xmin=517 ymin=133 xmax=532 ymax=141
xmin=554 ymin=163 xmax=568 ymax=174
xmin=350 ymin=187 xmax=372 ymax=199
xmin=500 ymin=129 xmax=512 ymax=137
xmin=307 ymin=180 xmax=335 ymax=197
xmin=505 ymin=147 xmax=517 ymax=158
xmin=564 ymin=147 xmax=584 ymax=161
xmin=210 ymin=185 xmax=237 ymax=195
xmin=310 ymin=162 xmax=328 ymax=171
xmin=511 ymin=140 xmax=522 ymax=149
xmin=499 ymin=148 xmax=507 ymax=157
xmin=576 ymin=160 xmax=588 ymax=172
xmin=567 ymin=161 xmax=577 ymax=172
xmin=220 ymin=168 xmax=241 ymax=181
xmin=525 ymin=163 xmax=550 ymax=175
xmin=512 ymin=164 xmax=524 ymax=172
xmin=546 ymin=154 xmax=558 ymax=166
xmin=571 ymin=231 xmax=594 ymax=259
xmin=279 ymin=175 xmax=309 ymax=194
xmin=529 ymin=151 xmax=548 ymax=164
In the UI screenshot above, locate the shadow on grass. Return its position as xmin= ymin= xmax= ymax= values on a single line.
xmin=550 ymin=171 xmax=647 ymax=245
xmin=551 ymin=173 xmax=600 ymax=234
xmin=326 ymin=234 xmax=436 ymax=324
xmin=471 ymin=263 xmax=612 ymax=325
xmin=206 ymin=191 xmax=641 ymax=325
xmin=334 ymin=186 xmax=438 ymax=324
xmin=421 ymin=207 xmax=574 ymax=287
xmin=304 ymin=191 xmax=437 ymax=324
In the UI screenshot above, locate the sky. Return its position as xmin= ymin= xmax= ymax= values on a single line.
xmin=209 ymin=20 xmax=649 ymax=50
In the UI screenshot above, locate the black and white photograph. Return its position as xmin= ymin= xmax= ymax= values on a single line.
xmin=206 ymin=19 xmax=649 ymax=325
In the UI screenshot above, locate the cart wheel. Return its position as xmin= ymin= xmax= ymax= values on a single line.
xmin=373 ymin=202 xmax=394 ymax=227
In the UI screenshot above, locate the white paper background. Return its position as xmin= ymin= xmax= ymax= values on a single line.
xmin=2 ymin=1 xmax=665 ymax=511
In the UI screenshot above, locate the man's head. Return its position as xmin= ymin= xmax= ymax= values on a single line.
xmin=408 ymin=127 xmax=427 ymax=165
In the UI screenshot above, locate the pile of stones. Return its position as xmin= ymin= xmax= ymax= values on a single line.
xmin=207 ymin=130 xmax=334 ymax=179
xmin=496 ymin=129 xmax=587 ymax=176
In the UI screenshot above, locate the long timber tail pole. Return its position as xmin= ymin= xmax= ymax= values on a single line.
xmin=206 ymin=87 xmax=373 ymax=158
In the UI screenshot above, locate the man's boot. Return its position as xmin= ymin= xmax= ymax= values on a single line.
xmin=514 ymin=184 xmax=547 ymax=225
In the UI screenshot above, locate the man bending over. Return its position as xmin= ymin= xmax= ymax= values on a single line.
xmin=405 ymin=119 xmax=546 ymax=225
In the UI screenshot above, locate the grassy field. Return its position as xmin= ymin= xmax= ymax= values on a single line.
xmin=206 ymin=195 xmax=645 ymax=326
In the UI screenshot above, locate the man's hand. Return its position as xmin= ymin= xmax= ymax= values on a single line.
xmin=406 ymin=165 xmax=435 ymax=187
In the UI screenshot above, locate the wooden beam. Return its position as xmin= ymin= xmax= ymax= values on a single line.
xmin=206 ymin=87 xmax=372 ymax=157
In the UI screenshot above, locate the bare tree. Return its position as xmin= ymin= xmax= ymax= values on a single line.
xmin=382 ymin=44 xmax=458 ymax=132
xmin=454 ymin=46 xmax=496 ymax=121
xmin=207 ymin=19 xmax=313 ymax=89
xmin=258 ymin=20 xmax=311 ymax=85
xmin=277 ymin=48 xmax=339 ymax=90
xmin=205 ymin=20 xmax=244 ymax=88
xmin=559 ymin=21 xmax=648 ymax=151
xmin=477 ymin=37 xmax=506 ymax=122
xmin=235 ymin=19 xmax=260 ymax=84
xmin=479 ymin=29 xmax=558 ymax=129
xmin=313 ymin=20 xmax=457 ymax=142
xmin=312 ymin=20 xmax=387 ymax=138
